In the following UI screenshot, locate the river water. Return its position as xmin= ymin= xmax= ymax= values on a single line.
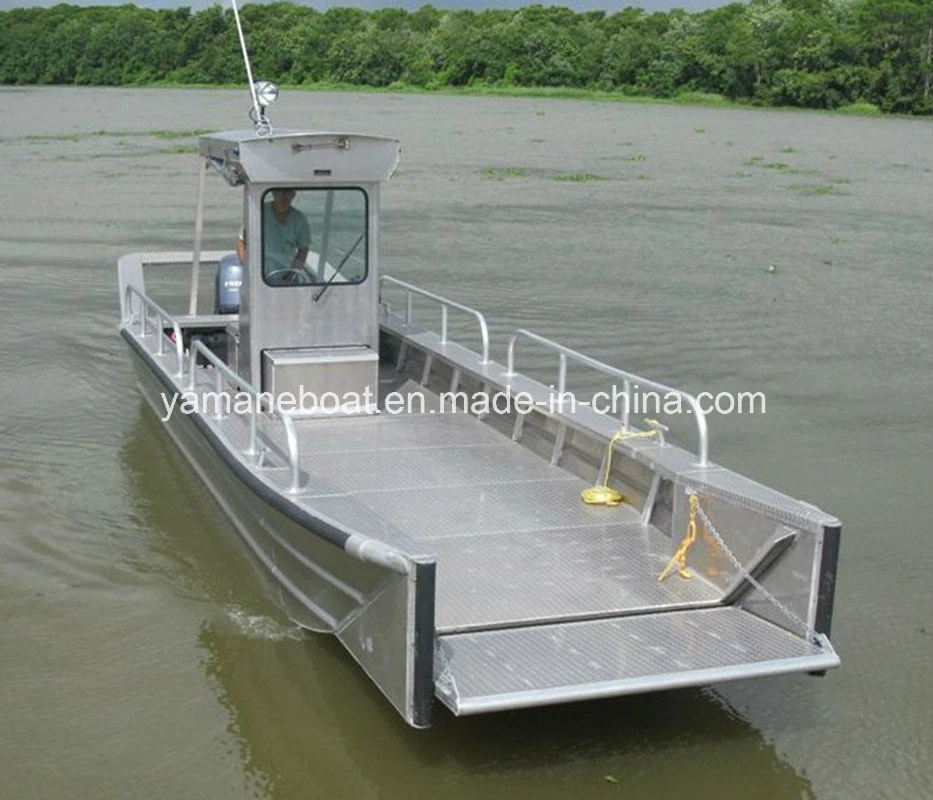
xmin=1 ymin=87 xmax=930 ymax=799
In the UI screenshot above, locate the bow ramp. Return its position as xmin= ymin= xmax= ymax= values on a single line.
xmin=435 ymin=608 xmax=835 ymax=715
xmin=422 ymin=486 xmax=837 ymax=714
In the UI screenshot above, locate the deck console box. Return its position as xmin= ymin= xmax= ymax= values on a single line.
xmin=261 ymin=346 xmax=378 ymax=414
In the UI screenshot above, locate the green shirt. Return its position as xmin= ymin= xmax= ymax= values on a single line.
xmin=262 ymin=202 xmax=311 ymax=275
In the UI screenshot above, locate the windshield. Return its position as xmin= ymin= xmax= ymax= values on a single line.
xmin=261 ymin=187 xmax=368 ymax=287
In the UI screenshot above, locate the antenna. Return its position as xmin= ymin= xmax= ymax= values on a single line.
xmin=230 ymin=0 xmax=278 ymax=134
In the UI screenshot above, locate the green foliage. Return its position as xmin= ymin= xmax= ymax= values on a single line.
xmin=836 ymin=101 xmax=884 ymax=114
xmin=552 ymin=172 xmax=607 ymax=181
xmin=480 ymin=166 xmax=528 ymax=179
xmin=0 ymin=0 xmax=931 ymax=114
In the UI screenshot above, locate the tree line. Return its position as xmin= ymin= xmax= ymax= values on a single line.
xmin=1 ymin=0 xmax=931 ymax=114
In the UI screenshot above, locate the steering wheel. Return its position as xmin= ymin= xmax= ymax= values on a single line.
xmin=266 ymin=267 xmax=313 ymax=286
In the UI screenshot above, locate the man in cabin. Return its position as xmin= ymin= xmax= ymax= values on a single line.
xmin=238 ymin=188 xmax=312 ymax=284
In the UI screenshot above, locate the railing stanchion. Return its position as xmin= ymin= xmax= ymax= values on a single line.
xmin=505 ymin=334 xmax=517 ymax=377
xmin=557 ymin=353 xmax=567 ymax=409
xmin=246 ymin=412 xmax=257 ymax=457
xmin=281 ymin=413 xmax=301 ymax=493
xmin=214 ymin=367 xmax=224 ymax=419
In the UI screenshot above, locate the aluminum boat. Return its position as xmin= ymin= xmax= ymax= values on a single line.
xmin=117 ymin=68 xmax=840 ymax=729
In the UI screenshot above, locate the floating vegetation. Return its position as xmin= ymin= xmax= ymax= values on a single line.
xmin=743 ymin=159 xmax=818 ymax=176
xmin=693 ymin=126 xmax=707 ymax=133
xmin=480 ymin=166 xmax=528 ymax=180
xmin=735 ymin=169 xmax=752 ymax=178
xmin=777 ymin=146 xmax=799 ymax=154
xmin=791 ymin=183 xmax=849 ymax=197
xmin=620 ymin=153 xmax=647 ymax=162
xmin=552 ymin=172 xmax=607 ymax=182
xmin=158 ymin=144 xmax=198 ymax=154
xmin=22 ymin=133 xmax=80 ymax=142
xmin=9 ymin=128 xmax=210 ymax=145
xmin=148 ymin=128 xmax=211 ymax=139
xmin=806 ymin=185 xmax=844 ymax=196
xmin=89 ymin=128 xmax=208 ymax=139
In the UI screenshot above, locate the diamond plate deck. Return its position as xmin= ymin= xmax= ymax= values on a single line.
xmin=430 ymin=522 xmax=719 ymax=632
xmin=300 ymin=441 xmax=579 ymax=497
xmin=283 ymin=410 xmax=722 ymax=630
xmin=436 ymin=606 xmax=839 ymax=715
xmin=294 ymin=412 xmax=506 ymax=454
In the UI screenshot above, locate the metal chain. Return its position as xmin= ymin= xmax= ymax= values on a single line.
xmin=692 ymin=495 xmax=815 ymax=641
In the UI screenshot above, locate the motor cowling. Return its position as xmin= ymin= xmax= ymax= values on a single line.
xmin=214 ymin=253 xmax=243 ymax=314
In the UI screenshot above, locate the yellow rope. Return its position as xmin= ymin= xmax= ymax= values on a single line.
xmin=580 ymin=427 xmax=658 ymax=507
xmin=658 ymin=494 xmax=699 ymax=581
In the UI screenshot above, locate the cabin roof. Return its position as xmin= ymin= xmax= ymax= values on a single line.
xmin=199 ymin=129 xmax=401 ymax=186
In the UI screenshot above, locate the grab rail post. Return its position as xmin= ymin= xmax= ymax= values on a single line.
xmin=280 ymin=413 xmax=301 ymax=493
xmin=557 ymin=353 xmax=567 ymax=409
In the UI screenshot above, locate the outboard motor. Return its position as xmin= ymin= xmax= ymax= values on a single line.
xmin=214 ymin=253 xmax=243 ymax=314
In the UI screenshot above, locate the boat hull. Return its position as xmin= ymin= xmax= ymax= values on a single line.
xmin=122 ymin=330 xmax=436 ymax=727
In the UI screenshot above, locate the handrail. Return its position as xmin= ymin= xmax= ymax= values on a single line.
xmin=505 ymin=328 xmax=709 ymax=466
xmin=187 ymin=340 xmax=302 ymax=493
xmin=123 ymin=285 xmax=185 ymax=378
xmin=380 ymin=275 xmax=490 ymax=364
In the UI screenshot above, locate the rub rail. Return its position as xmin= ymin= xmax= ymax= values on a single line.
xmin=380 ymin=275 xmax=490 ymax=364
xmin=505 ymin=328 xmax=709 ymax=467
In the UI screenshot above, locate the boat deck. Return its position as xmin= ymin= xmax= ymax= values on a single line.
xmin=284 ymin=404 xmax=719 ymax=634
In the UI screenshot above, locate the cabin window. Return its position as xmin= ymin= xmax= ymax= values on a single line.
xmin=261 ymin=187 xmax=368 ymax=287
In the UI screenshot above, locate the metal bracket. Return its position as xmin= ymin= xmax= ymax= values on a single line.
xmin=550 ymin=423 xmax=567 ymax=466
